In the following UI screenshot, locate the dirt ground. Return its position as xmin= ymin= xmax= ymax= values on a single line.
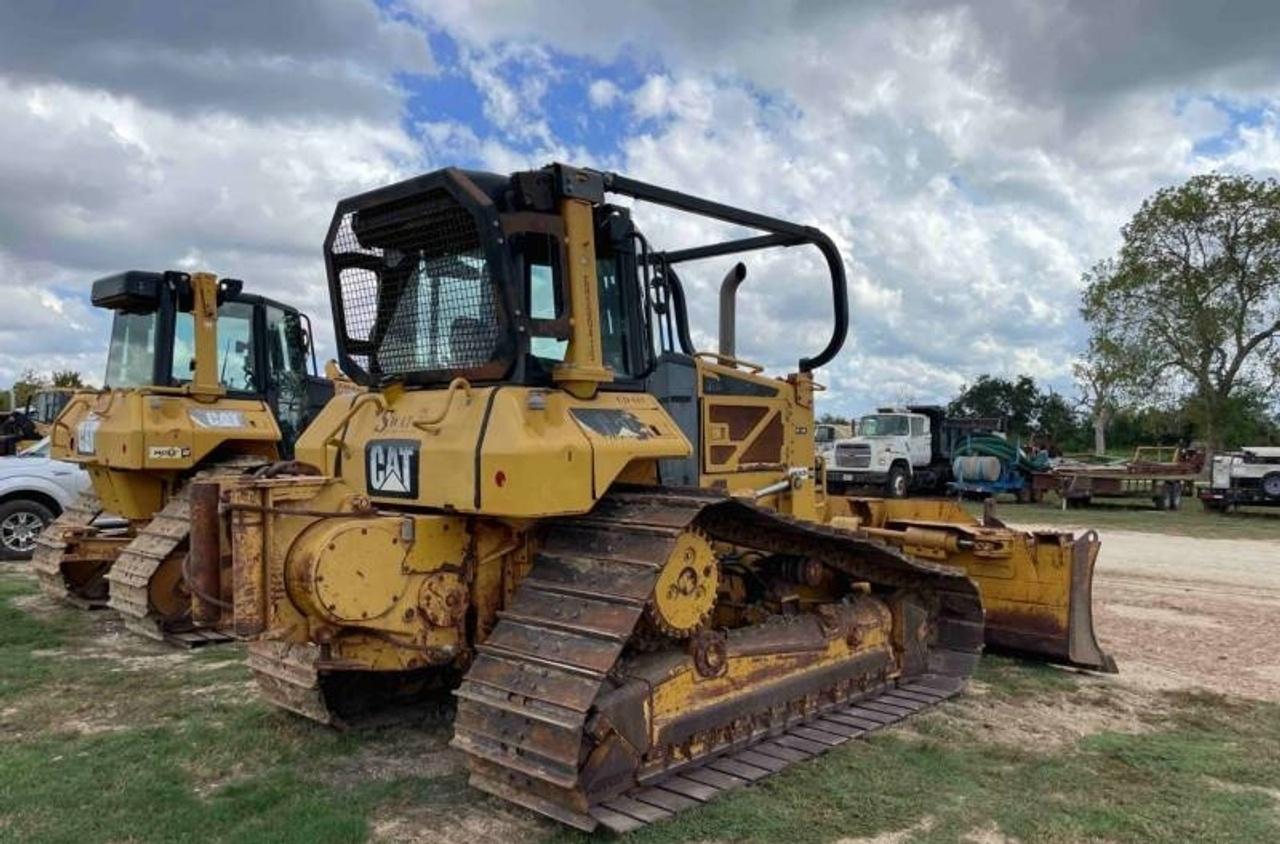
xmin=1012 ymin=523 xmax=1280 ymax=702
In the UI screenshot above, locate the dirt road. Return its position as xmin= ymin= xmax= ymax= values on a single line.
xmin=1015 ymin=524 xmax=1280 ymax=701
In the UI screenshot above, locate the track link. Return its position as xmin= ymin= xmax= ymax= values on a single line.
xmin=586 ymin=674 xmax=963 ymax=833
xmin=107 ymin=457 xmax=265 ymax=642
xmin=31 ymin=491 xmax=113 ymax=606
xmin=452 ymin=489 xmax=983 ymax=831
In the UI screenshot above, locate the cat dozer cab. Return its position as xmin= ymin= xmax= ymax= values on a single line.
xmin=201 ymin=164 xmax=1105 ymax=831
xmin=36 ymin=270 xmax=335 ymax=644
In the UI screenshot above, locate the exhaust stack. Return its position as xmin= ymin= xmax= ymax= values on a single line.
xmin=718 ymin=262 xmax=748 ymax=358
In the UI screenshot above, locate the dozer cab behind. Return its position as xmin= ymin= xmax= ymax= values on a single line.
xmin=37 ymin=270 xmax=335 ymax=643
xmin=198 ymin=164 xmax=1110 ymax=831
xmin=0 ymin=388 xmax=75 ymax=455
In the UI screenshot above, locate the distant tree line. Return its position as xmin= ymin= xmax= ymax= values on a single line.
xmin=947 ymin=374 xmax=1278 ymax=455
xmin=0 ymin=369 xmax=85 ymax=411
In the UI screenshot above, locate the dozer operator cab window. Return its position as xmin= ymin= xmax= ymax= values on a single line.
xmin=519 ymin=230 xmax=571 ymax=367
xmin=378 ymin=251 xmax=499 ymax=373
xmin=597 ymin=254 xmax=629 ymax=376
xmin=519 ymin=225 xmax=642 ymax=379
xmin=171 ymin=301 xmax=257 ymax=392
xmin=104 ymin=311 xmax=161 ymax=389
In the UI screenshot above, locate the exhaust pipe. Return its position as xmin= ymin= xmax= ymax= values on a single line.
xmin=718 ymin=262 xmax=747 ymax=358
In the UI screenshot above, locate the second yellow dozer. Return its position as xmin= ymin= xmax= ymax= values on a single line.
xmin=197 ymin=164 xmax=1110 ymax=830
xmin=36 ymin=270 xmax=339 ymax=644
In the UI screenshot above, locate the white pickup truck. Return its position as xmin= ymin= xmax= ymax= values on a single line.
xmin=0 ymin=438 xmax=91 ymax=558
xmin=1200 ymin=446 xmax=1280 ymax=512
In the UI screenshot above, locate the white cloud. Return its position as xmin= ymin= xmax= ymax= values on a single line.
xmin=5 ymin=0 xmax=1280 ymax=418
xmin=587 ymin=78 xmax=621 ymax=109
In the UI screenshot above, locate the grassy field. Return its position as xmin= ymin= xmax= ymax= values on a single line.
xmin=2 ymin=567 xmax=1278 ymax=843
xmin=967 ymin=496 xmax=1280 ymax=541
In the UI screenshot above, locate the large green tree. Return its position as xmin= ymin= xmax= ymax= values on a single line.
xmin=1082 ymin=173 xmax=1280 ymax=448
xmin=948 ymin=374 xmax=1043 ymax=435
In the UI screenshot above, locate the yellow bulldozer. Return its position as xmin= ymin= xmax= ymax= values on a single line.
xmin=36 ymin=270 xmax=340 ymax=644
xmin=193 ymin=164 xmax=1111 ymax=831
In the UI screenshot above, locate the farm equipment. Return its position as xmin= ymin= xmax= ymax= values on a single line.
xmin=947 ymin=433 xmax=1050 ymax=501
xmin=35 ymin=270 xmax=335 ymax=644
xmin=201 ymin=163 xmax=1108 ymax=831
xmin=1031 ymin=446 xmax=1202 ymax=510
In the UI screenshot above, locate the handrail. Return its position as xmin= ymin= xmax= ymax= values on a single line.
xmin=412 ymin=378 xmax=473 ymax=433
xmin=603 ymin=169 xmax=849 ymax=372
xmin=322 ymin=392 xmax=387 ymax=461
xmin=694 ymin=352 xmax=765 ymax=374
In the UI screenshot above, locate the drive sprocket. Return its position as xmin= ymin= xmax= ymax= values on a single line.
xmin=647 ymin=527 xmax=718 ymax=638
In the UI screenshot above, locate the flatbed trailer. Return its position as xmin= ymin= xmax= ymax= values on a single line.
xmin=1031 ymin=447 xmax=1203 ymax=510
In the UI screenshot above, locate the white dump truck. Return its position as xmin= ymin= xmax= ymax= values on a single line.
xmin=825 ymin=405 xmax=1004 ymax=497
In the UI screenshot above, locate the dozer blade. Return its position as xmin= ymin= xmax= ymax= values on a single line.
xmin=979 ymin=529 xmax=1116 ymax=673
xmin=451 ymin=489 xmax=984 ymax=832
xmin=839 ymin=498 xmax=1116 ymax=674
xmin=31 ymin=492 xmax=125 ymax=607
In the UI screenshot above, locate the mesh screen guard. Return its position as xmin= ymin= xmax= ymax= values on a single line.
xmin=326 ymin=176 xmax=512 ymax=383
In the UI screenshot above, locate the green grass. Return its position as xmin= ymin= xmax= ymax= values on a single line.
xmin=967 ymin=496 xmax=1280 ymax=541
xmin=2 ymin=567 xmax=1278 ymax=844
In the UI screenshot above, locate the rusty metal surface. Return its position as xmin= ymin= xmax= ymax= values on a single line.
xmin=246 ymin=640 xmax=337 ymax=725
xmin=31 ymin=491 xmax=119 ymax=605
xmin=452 ymin=487 xmax=984 ymax=830
xmin=586 ymin=675 xmax=964 ymax=833
xmin=188 ymin=481 xmax=222 ymax=626
xmin=107 ymin=457 xmax=267 ymax=641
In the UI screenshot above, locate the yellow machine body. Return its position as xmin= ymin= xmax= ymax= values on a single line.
xmin=52 ymin=389 xmax=280 ymax=519
xmin=35 ymin=270 xmax=328 ymax=642
xmin=212 ymin=163 xmax=1104 ymax=830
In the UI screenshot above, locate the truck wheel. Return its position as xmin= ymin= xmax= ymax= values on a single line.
xmin=0 ymin=499 xmax=55 ymax=560
xmin=1262 ymin=472 xmax=1280 ymax=500
xmin=886 ymin=465 xmax=909 ymax=499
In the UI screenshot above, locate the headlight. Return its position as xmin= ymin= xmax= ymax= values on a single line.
xmin=877 ymin=455 xmax=888 ymax=466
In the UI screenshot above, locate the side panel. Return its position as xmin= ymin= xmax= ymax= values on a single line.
xmin=694 ymin=359 xmax=817 ymax=520
xmin=296 ymin=386 xmax=690 ymax=518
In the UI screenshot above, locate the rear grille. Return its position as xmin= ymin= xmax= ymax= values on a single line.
xmin=835 ymin=444 xmax=871 ymax=469
xmin=330 ymin=187 xmax=499 ymax=378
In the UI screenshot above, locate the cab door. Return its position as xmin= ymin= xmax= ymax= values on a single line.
xmin=258 ymin=305 xmax=321 ymax=453
xmin=909 ymin=415 xmax=932 ymax=466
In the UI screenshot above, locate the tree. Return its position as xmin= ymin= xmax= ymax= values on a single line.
xmin=10 ymin=369 xmax=47 ymax=410
xmin=51 ymin=371 xmax=84 ymax=388
xmin=1082 ymin=173 xmax=1280 ymax=448
xmin=948 ymin=374 xmax=1042 ymax=436
xmin=1073 ymin=324 xmax=1134 ymax=455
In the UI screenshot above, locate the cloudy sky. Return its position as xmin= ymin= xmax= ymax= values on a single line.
xmin=3 ymin=0 xmax=1279 ymax=416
